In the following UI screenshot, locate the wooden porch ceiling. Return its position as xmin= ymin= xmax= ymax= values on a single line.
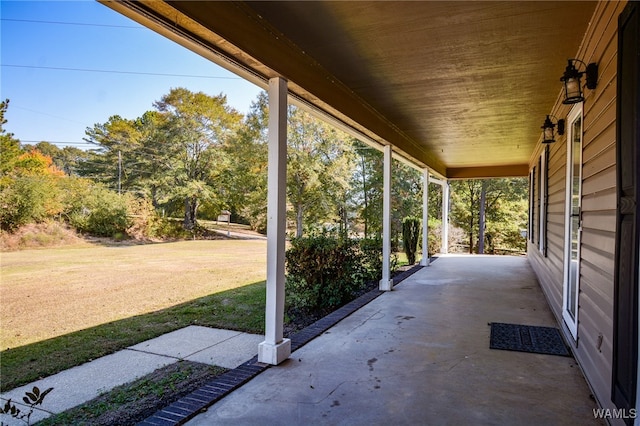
xmin=102 ymin=1 xmax=596 ymax=178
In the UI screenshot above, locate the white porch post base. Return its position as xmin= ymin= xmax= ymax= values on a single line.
xmin=379 ymin=278 xmax=394 ymax=291
xmin=258 ymin=339 xmax=291 ymax=365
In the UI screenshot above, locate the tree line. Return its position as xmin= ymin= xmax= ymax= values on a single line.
xmin=0 ymin=90 xmax=528 ymax=254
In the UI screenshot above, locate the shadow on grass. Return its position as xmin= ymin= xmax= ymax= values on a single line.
xmin=1 ymin=281 xmax=266 ymax=393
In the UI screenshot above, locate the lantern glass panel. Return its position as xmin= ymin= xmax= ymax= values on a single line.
xmin=566 ymin=77 xmax=581 ymax=99
xmin=544 ymin=127 xmax=554 ymax=142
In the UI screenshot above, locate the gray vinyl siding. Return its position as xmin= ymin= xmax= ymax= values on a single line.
xmin=528 ymin=1 xmax=626 ymax=419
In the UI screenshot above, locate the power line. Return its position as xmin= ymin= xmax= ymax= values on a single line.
xmin=13 ymin=105 xmax=87 ymax=125
xmin=20 ymin=140 xmax=93 ymax=146
xmin=1 ymin=18 xmax=141 ymax=29
xmin=2 ymin=64 xmax=241 ymax=80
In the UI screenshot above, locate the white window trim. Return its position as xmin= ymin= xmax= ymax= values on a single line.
xmin=539 ymin=149 xmax=546 ymax=255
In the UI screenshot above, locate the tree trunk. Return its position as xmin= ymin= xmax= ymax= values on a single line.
xmin=296 ymin=204 xmax=304 ymax=238
xmin=151 ymin=187 xmax=160 ymax=209
xmin=361 ymin=154 xmax=368 ymax=239
xmin=468 ymin=214 xmax=475 ymax=254
xmin=183 ymin=196 xmax=198 ymax=230
xmin=478 ymin=180 xmax=487 ymax=254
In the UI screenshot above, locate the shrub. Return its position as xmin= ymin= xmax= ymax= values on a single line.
xmin=0 ymin=176 xmax=61 ymax=232
xmin=427 ymin=218 xmax=442 ymax=256
xmin=359 ymin=236 xmax=384 ymax=282
xmin=402 ymin=216 xmax=420 ymax=265
xmin=126 ymin=198 xmax=165 ymax=240
xmin=66 ymin=185 xmax=131 ymax=237
xmin=285 ymin=234 xmax=367 ymax=318
xmin=285 ymin=234 xmax=396 ymax=322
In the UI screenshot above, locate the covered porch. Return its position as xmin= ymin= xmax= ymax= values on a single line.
xmin=184 ymin=255 xmax=601 ymax=425
xmin=101 ymin=1 xmax=637 ymax=420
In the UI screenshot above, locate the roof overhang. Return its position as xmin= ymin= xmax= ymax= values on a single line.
xmin=100 ymin=1 xmax=596 ymax=179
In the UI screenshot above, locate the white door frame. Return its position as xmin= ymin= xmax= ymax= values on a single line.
xmin=562 ymin=103 xmax=583 ymax=341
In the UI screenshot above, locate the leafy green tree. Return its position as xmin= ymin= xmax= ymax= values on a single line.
xmin=286 ymin=106 xmax=356 ymax=237
xmin=0 ymin=103 xmax=70 ymax=231
xmin=351 ymin=144 xmax=427 ymax=248
xmin=0 ymin=99 xmax=22 ymax=178
xmin=352 ymin=142 xmax=383 ymax=238
xmin=390 ymin=162 xmax=422 ymax=250
xmin=222 ymin=94 xmax=358 ymax=237
xmin=154 ymin=88 xmax=242 ymax=229
xmin=81 ymin=114 xmax=145 ymax=191
xmin=221 ymin=91 xmax=269 ymax=231
xmin=82 ymin=88 xmax=242 ymax=230
xmin=450 ymin=178 xmax=528 ymax=253
xmin=0 ymin=149 xmax=65 ymax=231
xmin=33 ymin=142 xmax=89 ymax=176
xmin=123 ymin=111 xmax=175 ymax=209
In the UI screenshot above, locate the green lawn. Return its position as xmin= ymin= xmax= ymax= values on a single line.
xmin=1 ymin=239 xmax=267 ymax=349
xmin=1 ymin=280 xmax=266 ymax=392
xmin=0 ymin=240 xmax=267 ymax=392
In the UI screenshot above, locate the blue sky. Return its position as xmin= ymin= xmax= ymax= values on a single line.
xmin=1 ymin=0 xmax=263 ymax=149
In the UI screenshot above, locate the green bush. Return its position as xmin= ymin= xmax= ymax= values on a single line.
xmin=402 ymin=216 xmax=420 ymax=265
xmin=0 ymin=176 xmax=61 ymax=231
xmin=427 ymin=218 xmax=441 ymax=257
xmin=359 ymin=236 xmax=384 ymax=282
xmin=65 ymin=184 xmax=131 ymax=237
xmin=285 ymin=235 xmax=368 ymax=318
xmin=285 ymin=234 xmax=395 ymax=321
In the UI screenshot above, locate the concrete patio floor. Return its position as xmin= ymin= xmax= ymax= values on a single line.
xmin=186 ymin=254 xmax=603 ymax=426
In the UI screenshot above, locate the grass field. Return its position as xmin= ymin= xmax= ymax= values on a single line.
xmin=0 ymin=239 xmax=267 ymax=350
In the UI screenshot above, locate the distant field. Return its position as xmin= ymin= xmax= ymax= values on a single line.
xmin=0 ymin=240 xmax=267 ymax=349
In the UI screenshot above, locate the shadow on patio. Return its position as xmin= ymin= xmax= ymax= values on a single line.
xmin=185 ymin=254 xmax=602 ymax=425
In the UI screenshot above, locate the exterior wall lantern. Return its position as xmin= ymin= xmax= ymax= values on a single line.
xmin=541 ymin=115 xmax=565 ymax=144
xmin=560 ymin=59 xmax=598 ymax=104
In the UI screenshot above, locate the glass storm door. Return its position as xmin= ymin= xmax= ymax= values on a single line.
xmin=563 ymin=105 xmax=583 ymax=340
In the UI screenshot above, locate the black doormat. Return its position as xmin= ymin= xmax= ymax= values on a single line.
xmin=489 ymin=322 xmax=571 ymax=357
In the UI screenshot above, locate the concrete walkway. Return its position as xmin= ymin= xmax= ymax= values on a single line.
xmin=185 ymin=255 xmax=603 ymax=426
xmin=0 ymin=327 xmax=263 ymax=425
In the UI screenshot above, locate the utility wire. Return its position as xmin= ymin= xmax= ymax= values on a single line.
xmin=2 ymin=64 xmax=241 ymax=80
xmin=1 ymin=18 xmax=141 ymax=29
xmin=20 ymin=140 xmax=93 ymax=146
xmin=12 ymin=105 xmax=87 ymax=125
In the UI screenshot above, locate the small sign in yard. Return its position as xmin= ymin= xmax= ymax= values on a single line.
xmin=217 ymin=210 xmax=231 ymax=236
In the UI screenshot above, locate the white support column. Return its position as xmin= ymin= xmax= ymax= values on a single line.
xmin=379 ymin=145 xmax=394 ymax=291
xmin=442 ymin=181 xmax=450 ymax=254
xmin=420 ymin=168 xmax=430 ymax=266
xmin=258 ymin=77 xmax=291 ymax=365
